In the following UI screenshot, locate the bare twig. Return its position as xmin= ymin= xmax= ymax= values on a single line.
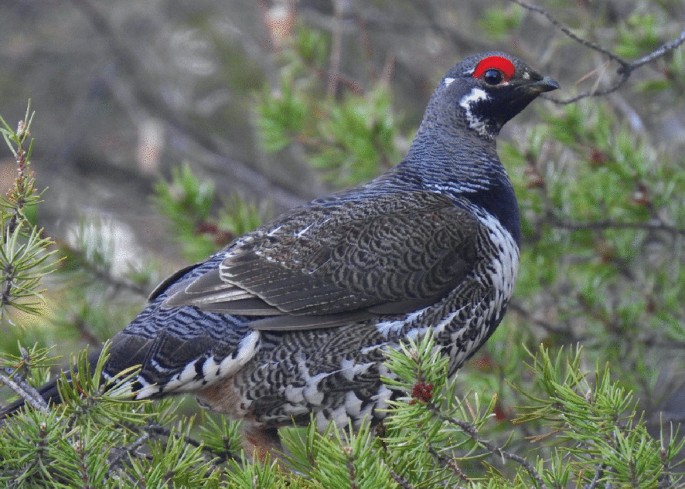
xmin=638 ymin=336 xmax=685 ymax=350
xmin=145 ymin=422 xmax=204 ymax=449
xmin=509 ymin=0 xmax=685 ymax=104
xmin=61 ymin=240 xmax=149 ymax=299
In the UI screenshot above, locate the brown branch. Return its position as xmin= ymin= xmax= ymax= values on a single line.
xmin=548 ymin=69 xmax=630 ymax=105
xmin=1 ymin=264 xmax=16 ymax=310
xmin=60 ymin=240 xmax=150 ymax=299
xmin=638 ymin=336 xmax=685 ymax=350
xmin=509 ymin=0 xmax=685 ymax=104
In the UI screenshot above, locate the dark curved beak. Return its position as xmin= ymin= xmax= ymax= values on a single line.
xmin=528 ymin=75 xmax=560 ymax=94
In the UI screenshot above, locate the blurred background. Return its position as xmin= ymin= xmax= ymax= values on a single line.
xmin=5 ymin=0 xmax=676 ymax=270
xmin=1 ymin=0 xmax=684 ymax=469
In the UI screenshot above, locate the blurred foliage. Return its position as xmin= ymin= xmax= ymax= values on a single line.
xmin=615 ymin=12 xmax=663 ymax=59
xmin=153 ymin=163 xmax=263 ymax=262
xmin=256 ymin=27 xmax=402 ymax=187
xmin=2 ymin=1 xmax=685 ymax=487
xmin=480 ymin=5 xmax=524 ymax=41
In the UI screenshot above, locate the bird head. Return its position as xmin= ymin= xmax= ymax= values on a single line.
xmin=431 ymin=52 xmax=559 ymax=140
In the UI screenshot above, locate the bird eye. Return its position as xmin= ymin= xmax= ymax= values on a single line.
xmin=473 ymin=56 xmax=516 ymax=84
xmin=483 ymin=69 xmax=504 ymax=85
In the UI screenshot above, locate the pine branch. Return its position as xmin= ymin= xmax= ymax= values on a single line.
xmin=428 ymin=446 xmax=469 ymax=483
xmin=385 ymin=465 xmax=416 ymax=489
xmin=585 ymin=463 xmax=606 ymax=489
xmin=427 ymin=404 xmax=548 ymax=489
xmin=0 ymin=368 xmax=49 ymax=414
xmin=145 ymin=422 xmax=237 ymax=464
xmin=106 ymin=431 xmax=150 ymax=477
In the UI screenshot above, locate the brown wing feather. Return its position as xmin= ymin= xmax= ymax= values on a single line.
xmin=163 ymin=191 xmax=479 ymax=330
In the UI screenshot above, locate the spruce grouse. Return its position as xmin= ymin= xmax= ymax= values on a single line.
xmin=2 ymin=52 xmax=558 ymax=455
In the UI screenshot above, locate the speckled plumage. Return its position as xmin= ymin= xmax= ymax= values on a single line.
xmin=4 ymin=52 xmax=558 ymax=455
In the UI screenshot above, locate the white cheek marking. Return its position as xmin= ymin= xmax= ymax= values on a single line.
xmin=444 ymin=77 xmax=456 ymax=87
xmin=459 ymin=87 xmax=491 ymax=138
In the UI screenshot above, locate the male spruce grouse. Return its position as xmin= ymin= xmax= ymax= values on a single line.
xmin=2 ymin=52 xmax=558 ymax=455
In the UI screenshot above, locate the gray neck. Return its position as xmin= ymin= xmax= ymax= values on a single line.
xmin=397 ymin=96 xmax=507 ymax=196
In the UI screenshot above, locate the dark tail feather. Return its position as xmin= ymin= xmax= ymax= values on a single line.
xmin=1 ymin=347 xmax=103 ymax=420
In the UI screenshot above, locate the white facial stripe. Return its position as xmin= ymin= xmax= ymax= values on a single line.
xmin=459 ymin=87 xmax=491 ymax=138
xmin=444 ymin=77 xmax=455 ymax=87
xmin=460 ymin=87 xmax=489 ymax=106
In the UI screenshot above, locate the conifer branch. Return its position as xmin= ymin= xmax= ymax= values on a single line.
xmin=385 ymin=466 xmax=416 ymax=489
xmin=428 ymin=404 xmax=548 ymax=489
xmin=107 ymin=432 xmax=151 ymax=481
xmin=0 ymin=368 xmax=49 ymax=414
xmin=585 ymin=463 xmax=606 ymax=489
xmin=145 ymin=421 xmax=237 ymax=464
xmin=428 ymin=446 xmax=469 ymax=483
